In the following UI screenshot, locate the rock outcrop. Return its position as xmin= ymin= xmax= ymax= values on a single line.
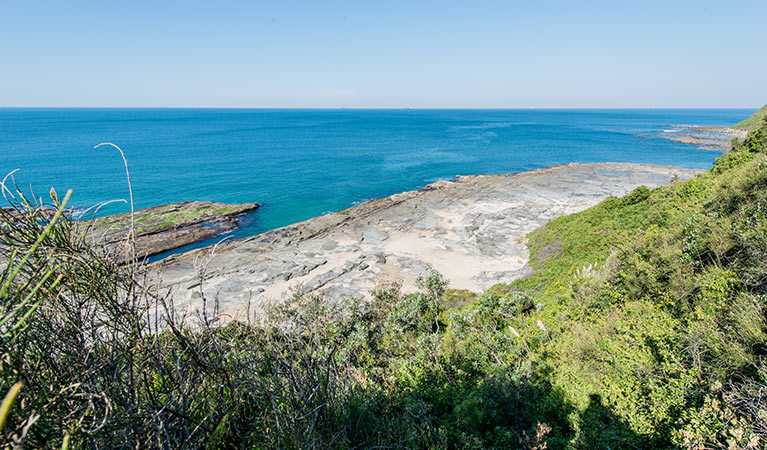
xmin=81 ymin=201 xmax=259 ymax=260
xmin=661 ymin=125 xmax=747 ymax=150
xmin=151 ymin=163 xmax=700 ymax=321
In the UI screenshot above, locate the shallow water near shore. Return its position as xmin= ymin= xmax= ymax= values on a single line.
xmin=0 ymin=108 xmax=752 ymax=257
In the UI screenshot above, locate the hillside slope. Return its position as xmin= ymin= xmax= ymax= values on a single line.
xmin=734 ymin=104 xmax=767 ymax=131
xmin=500 ymin=122 xmax=767 ymax=447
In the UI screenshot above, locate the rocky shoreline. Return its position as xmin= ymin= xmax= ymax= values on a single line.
xmin=80 ymin=201 xmax=259 ymax=261
xmin=149 ymin=162 xmax=701 ymax=321
xmin=661 ymin=125 xmax=747 ymax=150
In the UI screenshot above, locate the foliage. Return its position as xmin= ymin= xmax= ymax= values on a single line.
xmin=498 ymin=121 xmax=767 ymax=448
xmin=734 ymin=104 xmax=767 ymax=132
xmin=1 ymin=121 xmax=766 ymax=448
xmin=0 ymin=186 xmax=567 ymax=448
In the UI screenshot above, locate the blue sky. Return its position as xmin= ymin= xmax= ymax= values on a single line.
xmin=1 ymin=1 xmax=765 ymax=108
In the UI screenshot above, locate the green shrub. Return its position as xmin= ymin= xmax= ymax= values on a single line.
xmin=3 ymin=121 xmax=767 ymax=448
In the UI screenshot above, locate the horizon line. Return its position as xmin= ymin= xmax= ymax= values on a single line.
xmin=0 ymin=106 xmax=760 ymax=110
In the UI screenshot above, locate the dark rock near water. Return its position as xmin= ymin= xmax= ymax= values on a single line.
xmin=80 ymin=201 xmax=259 ymax=261
xmin=660 ymin=125 xmax=747 ymax=150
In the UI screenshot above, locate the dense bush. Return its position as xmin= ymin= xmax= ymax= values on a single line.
xmin=0 ymin=187 xmax=569 ymax=448
xmin=512 ymin=123 xmax=767 ymax=448
xmin=1 ymin=122 xmax=766 ymax=448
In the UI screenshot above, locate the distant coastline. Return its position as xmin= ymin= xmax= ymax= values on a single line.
xmin=660 ymin=124 xmax=747 ymax=150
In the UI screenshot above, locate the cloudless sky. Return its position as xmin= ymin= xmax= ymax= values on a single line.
xmin=1 ymin=0 xmax=765 ymax=108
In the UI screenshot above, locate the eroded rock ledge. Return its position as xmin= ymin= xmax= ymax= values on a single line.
xmin=81 ymin=201 xmax=259 ymax=260
xmin=151 ymin=163 xmax=701 ymax=320
xmin=661 ymin=125 xmax=747 ymax=150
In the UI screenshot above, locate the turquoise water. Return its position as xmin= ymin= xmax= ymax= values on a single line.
xmin=0 ymin=108 xmax=752 ymax=255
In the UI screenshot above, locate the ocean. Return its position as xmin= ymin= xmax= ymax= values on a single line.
xmin=0 ymin=108 xmax=752 ymax=256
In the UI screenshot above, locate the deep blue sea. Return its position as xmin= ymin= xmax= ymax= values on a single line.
xmin=0 ymin=108 xmax=753 ymax=255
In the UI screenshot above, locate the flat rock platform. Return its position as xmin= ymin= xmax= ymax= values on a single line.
xmin=151 ymin=162 xmax=701 ymax=320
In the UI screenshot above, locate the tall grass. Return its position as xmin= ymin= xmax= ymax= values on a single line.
xmin=0 ymin=170 xmax=446 ymax=448
xmin=0 ymin=172 xmax=557 ymax=448
xmin=2 ymin=124 xmax=766 ymax=448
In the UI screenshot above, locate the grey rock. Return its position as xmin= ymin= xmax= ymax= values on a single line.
xmin=150 ymin=162 xmax=702 ymax=320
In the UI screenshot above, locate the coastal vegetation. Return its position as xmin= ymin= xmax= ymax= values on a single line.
xmin=734 ymin=104 xmax=767 ymax=132
xmin=2 ymin=114 xmax=767 ymax=448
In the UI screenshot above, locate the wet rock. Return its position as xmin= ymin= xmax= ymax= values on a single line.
xmin=660 ymin=125 xmax=747 ymax=150
xmin=80 ymin=201 xmax=259 ymax=261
